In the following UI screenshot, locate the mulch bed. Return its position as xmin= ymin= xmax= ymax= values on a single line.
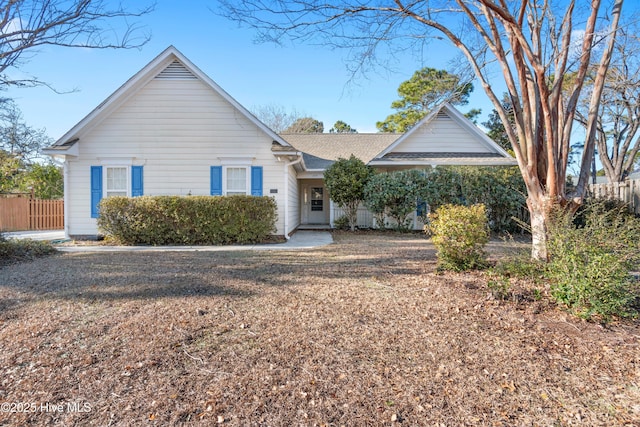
xmin=0 ymin=232 xmax=638 ymax=426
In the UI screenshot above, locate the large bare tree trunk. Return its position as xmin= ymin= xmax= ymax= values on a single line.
xmin=219 ymin=0 xmax=626 ymax=261
xmin=527 ymin=196 xmax=551 ymax=261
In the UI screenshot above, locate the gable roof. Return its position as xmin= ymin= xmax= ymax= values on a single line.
xmin=44 ymin=48 xmax=514 ymax=170
xmin=45 ymin=46 xmax=292 ymax=153
xmin=280 ymin=133 xmax=399 ymax=170
xmin=370 ymin=103 xmax=515 ymax=166
xmin=281 ymin=103 xmax=516 ymax=170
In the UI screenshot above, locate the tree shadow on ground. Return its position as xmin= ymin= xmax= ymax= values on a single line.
xmin=0 ymin=234 xmax=439 ymax=310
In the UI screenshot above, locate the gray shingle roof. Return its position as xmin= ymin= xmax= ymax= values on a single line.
xmin=280 ymin=133 xmax=400 ymax=169
xmin=280 ymin=133 xmax=518 ymax=168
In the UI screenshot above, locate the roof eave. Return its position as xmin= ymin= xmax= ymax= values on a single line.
xmin=42 ymin=143 xmax=79 ymax=158
xmin=273 ymin=151 xmax=300 ymax=157
xmin=369 ymin=158 xmax=518 ymax=167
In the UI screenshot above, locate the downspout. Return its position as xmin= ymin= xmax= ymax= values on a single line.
xmin=283 ymin=154 xmax=303 ymax=239
xmin=63 ymin=158 xmax=70 ymax=238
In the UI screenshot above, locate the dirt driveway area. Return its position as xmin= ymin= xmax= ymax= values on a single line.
xmin=0 ymin=232 xmax=638 ymax=426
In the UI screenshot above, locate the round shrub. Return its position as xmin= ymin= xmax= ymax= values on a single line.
xmin=424 ymin=166 xmax=527 ymax=233
xmin=324 ymin=155 xmax=373 ymax=231
xmin=426 ymin=203 xmax=490 ymax=271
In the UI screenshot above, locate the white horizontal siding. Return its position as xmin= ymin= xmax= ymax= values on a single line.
xmin=68 ymin=78 xmax=289 ymax=237
xmin=395 ymin=117 xmax=492 ymax=153
xmin=66 ymin=159 xmax=98 ymax=236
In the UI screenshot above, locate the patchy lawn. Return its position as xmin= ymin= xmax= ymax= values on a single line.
xmin=0 ymin=232 xmax=638 ymax=426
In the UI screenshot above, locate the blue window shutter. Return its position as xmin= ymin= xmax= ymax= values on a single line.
xmin=251 ymin=166 xmax=263 ymax=196
xmin=210 ymin=166 xmax=222 ymax=195
xmin=90 ymin=166 xmax=102 ymax=218
xmin=131 ymin=166 xmax=144 ymax=197
xmin=416 ymin=198 xmax=427 ymax=217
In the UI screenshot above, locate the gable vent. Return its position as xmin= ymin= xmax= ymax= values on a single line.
xmin=155 ymin=60 xmax=197 ymax=80
xmin=437 ymin=110 xmax=450 ymax=119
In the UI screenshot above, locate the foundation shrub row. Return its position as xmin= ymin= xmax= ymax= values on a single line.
xmin=97 ymin=195 xmax=277 ymax=245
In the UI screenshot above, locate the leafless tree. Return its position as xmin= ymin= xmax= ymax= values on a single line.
xmin=219 ymin=0 xmax=624 ymax=260
xmin=0 ymin=99 xmax=51 ymax=163
xmin=251 ymin=103 xmax=305 ymax=133
xmin=0 ymin=0 xmax=153 ymax=88
xmin=573 ymin=27 xmax=640 ymax=183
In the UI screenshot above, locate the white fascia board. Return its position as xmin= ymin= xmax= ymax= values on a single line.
xmin=369 ymin=158 xmax=518 ymax=167
xmin=53 ymin=48 xmax=178 ymax=146
xmin=373 ymin=106 xmax=443 ymax=159
xmin=169 ymin=48 xmax=292 ymax=148
xmin=42 ymin=144 xmax=79 ymax=158
xmin=275 ymin=152 xmax=306 ymax=172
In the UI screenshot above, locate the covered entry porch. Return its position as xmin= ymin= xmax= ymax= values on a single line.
xmin=297 ymin=177 xmax=406 ymax=230
xmin=299 ymin=178 xmax=330 ymax=227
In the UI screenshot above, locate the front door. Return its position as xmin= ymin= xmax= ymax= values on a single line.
xmin=308 ymin=186 xmax=326 ymax=224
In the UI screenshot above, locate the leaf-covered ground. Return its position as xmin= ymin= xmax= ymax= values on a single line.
xmin=0 ymin=232 xmax=638 ymax=426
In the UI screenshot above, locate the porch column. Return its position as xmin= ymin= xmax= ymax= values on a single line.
xmin=329 ymin=199 xmax=335 ymax=228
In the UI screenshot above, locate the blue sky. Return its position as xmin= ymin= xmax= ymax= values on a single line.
xmin=7 ymin=0 xmax=496 ymax=141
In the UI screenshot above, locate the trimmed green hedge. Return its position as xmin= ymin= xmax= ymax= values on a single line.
xmin=424 ymin=166 xmax=527 ymax=233
xmin=97 ymin=195 xmax=278 ymax=245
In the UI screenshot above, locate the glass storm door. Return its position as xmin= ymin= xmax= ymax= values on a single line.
xmin=308 ymin=187 xmax=325 ymax=223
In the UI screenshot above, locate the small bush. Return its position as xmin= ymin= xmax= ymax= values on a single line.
xmin=487 ymin=276 xmax=511 ymax=300
xmin=546 ymin=200 xmax=640 ymax=321
xmin=574 ymin=197 xmax=638 ymax=228
xmin=332 ymin=215 xmax=350 ymax=230
xmin=0 ymin=235 xmax=57 ymax=266
xmin=426 ymin=204 xmax=490 ymax=271
xmin=98 ymin=195 xmax=278 ymax=245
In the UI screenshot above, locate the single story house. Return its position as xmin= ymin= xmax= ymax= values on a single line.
xmin=44 ymin=46 xmax=516 ymax=239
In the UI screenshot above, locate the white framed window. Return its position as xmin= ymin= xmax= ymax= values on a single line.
xmin=105 ymin=166 xmax=128 ymax=197
xmin=224 ymin=166 xmax=250 ymax=195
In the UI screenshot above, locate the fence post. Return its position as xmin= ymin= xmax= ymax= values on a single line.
xmin=588 ymin=179 xmax=639 ymax=213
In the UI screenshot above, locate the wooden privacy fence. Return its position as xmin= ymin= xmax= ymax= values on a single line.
xmin=588 ymin=179 xmax=640 ymax=215
xmin=0 ymin=195 xmax=64 ymax=231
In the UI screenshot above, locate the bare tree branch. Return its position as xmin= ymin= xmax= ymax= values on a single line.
xmin=216 ymin=0 xmax=626 ymax=260
xmin=573 ymin=0 xmax=623 ymax=194
xmin=573 ymin=23 xmax=640 ymax=183
xmin=0 ymin=0 xmax=154 ymax=89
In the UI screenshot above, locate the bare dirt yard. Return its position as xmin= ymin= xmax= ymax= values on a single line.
xmin=0 ymin=232 xmax=638 ymax=426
